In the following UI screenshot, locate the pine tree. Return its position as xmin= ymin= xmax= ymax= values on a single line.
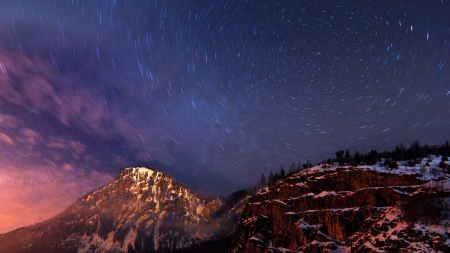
xmin=280 ymin=164 xmax=286 ymax=178
xmin=336 ymin=150 xmax=345 ymax=166
xmin=345 ymin=150 xmax=351 ymax=162
xmin=274 ymin=171 xmax=279 ymax=182
xmin=353 ymin=151 xmax=361 ymax=166
xmin=410 ymin=141 xmax=421 ymax=157
xmin=366 ymin=150 xmax=379 ymax=165
xmin=280 ymin=165 xmax=285 ymax=178
xmin=446 ymin=141 xmax=450 ymax=155
xmin=268 ymin=171 xmax=274 ymax=186
xmin=260 ymin=173 xmax=266 ymax=187
xmin=297 ymin=161 xmax=302 ymax=172
xmin=336 ymin=150 xmax=344 ymax=160
xmin=289 ymin=162 xmax=296 ymax=174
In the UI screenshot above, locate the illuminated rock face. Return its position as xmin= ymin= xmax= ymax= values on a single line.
xmin=2 ymin=164 xmax=450 ymax=253
xmin=0 ymin=167 xmax=240 ymax=253
xmin=230 ymin=166 xmax=450 ymax=253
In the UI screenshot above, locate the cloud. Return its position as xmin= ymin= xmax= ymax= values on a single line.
xmin=0 ymin=33 xmax=163 ymax=161
xmin=0 ymin=45 xmax=239 ymax=196
xmin=0 ymin=132 xmax=14 ymax=145
xmin=0 ymin=49 xmax=114 ymax=136
xmin=19 ymin=128 xmax=41 ymax=146
xmin=0 ymin=114 xmax=21 ymax=129
xmin=0 ymin=164 xmax=114 ymax=234
xmin=62 ymin=163 xmax=74 ymax=171
xmin=0 ymin=47 xmax=133 ymax=234
xmin=46 ymin=137 xmax=87 ymax=155
xmin=0 ymin=48 xmax=149 ymax=144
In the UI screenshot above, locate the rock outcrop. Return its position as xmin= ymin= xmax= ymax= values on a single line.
xmin=2 ymin=164 xmax=449 ymax=253
xmin=230 ymin=166 xmax=450 ymax=253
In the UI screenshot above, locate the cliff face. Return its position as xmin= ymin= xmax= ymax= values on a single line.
xmin=0 ymin=167 xmax=242 ymax=253
xmin=230 ymin=166 xmax=450 ymax=253
xmin=2 ymin=164 xmax=449 ymax=253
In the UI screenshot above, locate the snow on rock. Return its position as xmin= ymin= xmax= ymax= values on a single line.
xmin=231 ymin=158 xmax=450 ymax=253
xmin=313 ymin=191 xmax=336 ymax=199
xmin=0 ymin=166 xmax=238 ymax=253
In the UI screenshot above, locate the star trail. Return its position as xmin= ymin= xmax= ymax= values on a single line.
xmin=0 ymin=0 xmax=449 ymax=233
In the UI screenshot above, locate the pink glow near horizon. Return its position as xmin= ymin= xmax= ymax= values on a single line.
xmin=0 ymin=165 xmax=113 ymax=234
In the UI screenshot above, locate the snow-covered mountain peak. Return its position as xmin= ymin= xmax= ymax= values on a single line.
xmin=120 ymin=166 xmax=161 ymax=185
xmin=115 ymin=166 xmax=193 ymax=202
xmin=0 ymin=165 xmax=242 ymax=253
xmin=120 ymin=166 xmax=162 ymax=182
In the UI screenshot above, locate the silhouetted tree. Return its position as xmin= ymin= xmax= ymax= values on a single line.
xmin=260 ymin=173 xmax=266 ymax=187
xmin=321 ymin=140 xmax=450 ymax=172
xmin=274 ymin=171 xmax=279 ymax=182
xmin=421 ymin=145 xmax=430 ymax=157
xmin=394 ymin=143 xmax=406 ymax=160
xmin=297 ymin=161 xmax=302 ymax=172
xmin=280 ymin=165 xmax=285 ymax=178
xmin=303 ymin=160 xmax=312 ymax=169
xmin=336 ymin=150 xmax=344 ymax=160
xmin=438 ymin=160 xmax=447 ymax=169
xmin=268 ymin=171 xmax=274 ymax=186
xmin=410 ymin=141 xmax=421 ymax=158
xmin=353 ymin=151 xmax=361 ymax=166
xmin=392 ymin=161 xmax=399 ymax=169
xmin=366 ymin=149 xmax=379 ymax=165
xmin=289 ymin=162 xmax=296 ymax=174
xmin=344 ymin=150 xmax=352 ymax=163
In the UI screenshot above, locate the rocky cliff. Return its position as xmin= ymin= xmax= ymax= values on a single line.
xmin=2 ymin=163 xmax=450 ymax=253
xmin=230 ymin=165 xmax=450 ymax=253
xmin=0 ymin=167 xmax=243 ymax=253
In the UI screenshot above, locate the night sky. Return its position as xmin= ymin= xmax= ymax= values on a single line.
xmin=1 ymin=0 xmax=450 ymax=233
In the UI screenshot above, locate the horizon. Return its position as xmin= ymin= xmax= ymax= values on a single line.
xmin=0 ymin=139 xmax=448 ymax=234
xmin=1 ymin=0 xmax=450 ymax=233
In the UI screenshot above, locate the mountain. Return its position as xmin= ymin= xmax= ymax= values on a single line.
xmin=0 ymin=167 xmax=245 ymax=253
xmin=2 ymin=156 xmax=450 ymax=253
xmin=230 ymin=158 xmax=450 ymax=252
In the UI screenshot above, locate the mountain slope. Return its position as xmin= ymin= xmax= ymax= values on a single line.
xmin=0 ymin=167 xmax=240 ymax=253
xmin=230 ymin=162 xmax=450 ymax=253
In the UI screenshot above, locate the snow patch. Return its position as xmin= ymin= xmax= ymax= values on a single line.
xmin=314 ymin=191 xmax=336 ymax=199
